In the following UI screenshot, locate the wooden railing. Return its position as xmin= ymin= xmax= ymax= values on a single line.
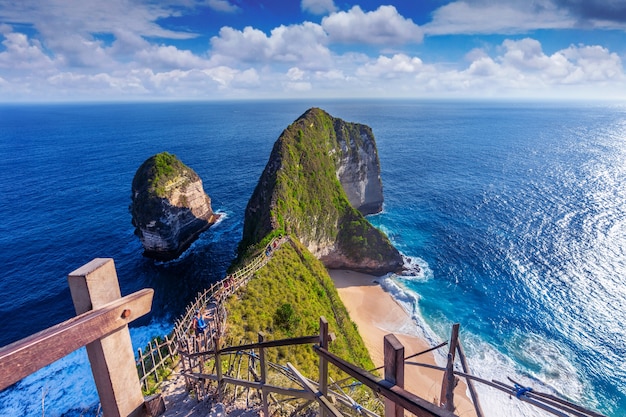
xmin=176 ymin=316 xmax=607 ymax=417
xmin=0 ymin=258 xmax=161 ymax=417
xmin=177 ymin=316 xmax=461 ymax=417
xmin=136 ymin=236 xmax=290 ymax=391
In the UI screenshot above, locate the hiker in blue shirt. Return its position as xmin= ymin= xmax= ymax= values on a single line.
xmin=193 ymin=310 xmax=207 ymax=336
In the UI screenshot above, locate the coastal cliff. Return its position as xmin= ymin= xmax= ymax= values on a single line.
xmin=242 ymin=108 xmax=402 ymax=275
xmin=130 ymin=152 xmax=219 ymax=261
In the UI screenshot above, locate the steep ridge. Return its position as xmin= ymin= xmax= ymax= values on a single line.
xmin=130 ymin=152 xmax=220 ymax=261
xmin=242 ymin=108 xmax=402 ymax=275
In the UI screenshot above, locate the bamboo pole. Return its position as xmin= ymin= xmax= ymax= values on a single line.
xmin=138 ymin=348 xmax=148 ymax=391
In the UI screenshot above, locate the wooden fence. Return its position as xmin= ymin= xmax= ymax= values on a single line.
xmin=0 ymin=258 xmax=161 ymax=417
xmin=135 ymin=235 xmax=608 ymax=417
xmin=176 ymin=316 xmax=608 ymax=417
xmin=136 ymin=236 xmax=290 ymax=392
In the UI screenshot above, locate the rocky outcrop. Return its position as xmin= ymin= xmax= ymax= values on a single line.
xmin=334 ymin=119 xmax=383 ymax=215
xmin=242 ymin=108 xmax=402 ymax=275
xmin=130 ymin=152 xmax=219 ymax=261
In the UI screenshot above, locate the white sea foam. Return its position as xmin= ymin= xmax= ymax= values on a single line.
xmin=379 ymin=275 xmax=442 ymax=354
xmin=0 ymin=320 xmax=172 ymax=417
xmin=399 ymin=255 xmax=433 ymax=281
xmin=379 ymin=274 xmax=587 ymax=417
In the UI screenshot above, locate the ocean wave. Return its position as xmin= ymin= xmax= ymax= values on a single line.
xmin=378 ymin=275 xmax=443 ymax=355
xmin=379 ymin=275 xmax=588 ymax=417
xmin=398 ymin=254 xmax=433 ymax=281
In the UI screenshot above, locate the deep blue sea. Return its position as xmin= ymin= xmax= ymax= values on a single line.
xmin=0 ymin=100 xmax=624 ymax=417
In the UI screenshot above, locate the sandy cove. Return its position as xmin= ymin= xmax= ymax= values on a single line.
xmin=329 ymin=269 xmax=477 ymax=417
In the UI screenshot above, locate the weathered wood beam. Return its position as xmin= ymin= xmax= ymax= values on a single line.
xmin=287 ymin=363 xmax=343 ymax=417
xmin=314 ymin=345 xmax=456 ymax=417
xmin=185 ymin=335 xmax=319 ymax=357
xmin=0 ymin=288 xmax=153 ymax=391
xmin=185 ymin=372 xmax=314 ymax=399
xmin=384 ymin=334 xmax=405 ymax=417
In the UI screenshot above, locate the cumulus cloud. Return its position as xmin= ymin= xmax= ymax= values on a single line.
xmin=322 ymin=5 xmax=423 ymax=44
xmin=0 ymin=31 xmax=57 ymax=71
xmin=357 ymin=54 xmax=429 ymax=78
xmin=210 ymin=22 xmax=332 ymax=69
xmin=301 ymin=0 xmax=337 ymax=15
xmin=454 ymin=38 xmax=624 ymax=93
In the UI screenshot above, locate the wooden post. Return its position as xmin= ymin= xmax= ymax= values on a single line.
xmin=457 ymin=340 xmax=485 ymax=417
xmin=67 ymin=258 xmax=148 ymax=417
xmin=440 ymin=323 xmax=460 ymax=412
xmin=258 ymin=332 xmax=270 ymax=417
xmin=215 ymin=335 xmax=223 ymax=400
xmin=384 ymin=334 xmax=405 ymax=417
xmin=318 ymin=317 xmax=329 ymax=417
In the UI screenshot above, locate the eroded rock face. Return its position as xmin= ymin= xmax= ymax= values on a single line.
xmin=334 ymin=119 xmax=384 ymax=215
xmin=130 ymin=152 xmax=219 ymax=261
xmin=242 ymin=108 xmax=402 ymax=275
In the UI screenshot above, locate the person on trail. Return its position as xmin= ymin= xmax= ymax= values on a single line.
xmin=193 ymin=310 xmax=207 ymax=336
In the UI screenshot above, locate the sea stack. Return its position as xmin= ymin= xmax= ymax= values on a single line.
xmin=130 ymin=152 xmax=219 ymax=261
xmin=242 ymin=108 xmax=402 ymax=275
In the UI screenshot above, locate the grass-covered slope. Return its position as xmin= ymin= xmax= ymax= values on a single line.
xmin=241 ymin=107 xmax=402 ymax=275
xmin=224 ymin=239 xmax=374 ymax=380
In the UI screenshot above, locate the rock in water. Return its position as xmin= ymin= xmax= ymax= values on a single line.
xmin=130 ymin=152 xmax=219 ymax=261
xmin=242 ymin=108 xmax=403 ymax=275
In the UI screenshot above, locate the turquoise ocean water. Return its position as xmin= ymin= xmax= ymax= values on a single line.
xmin=0 ymin=101 xmax=624 ymax=416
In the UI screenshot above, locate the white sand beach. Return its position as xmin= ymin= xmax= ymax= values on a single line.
xmin=329 ymin=269 xmax=477 ymax=417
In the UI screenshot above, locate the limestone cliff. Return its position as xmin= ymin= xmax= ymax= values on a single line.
xmin=242 ymin=108 xmax=402 ymax=275
xmin=130 ymin=152 xmax=219 ymax=261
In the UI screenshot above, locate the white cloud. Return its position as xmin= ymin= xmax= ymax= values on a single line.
xmin=135 ymin=45 xmax=210 ymax=70
xmin=424 ymin=1 xmax=575 ymax=35
xmin=207 ymin=0 xmax=240 ymax=13
xmin=210 ymin=23 xmax=332 ymax=69
xmin=357 ymin=54 xmax=429 ymax=78
xmin=0 ymin=0 xmax=200 ymax=41
xmin=559 ymin=44 xmax=623 ymax=82
xmin=286 ymin=81 xmax=312 ymax=92
xmin=301 ymin=0 xmax=337 ymax=15
xmin=0 ymin=31 xmax=57 ymax=71
xmin=322 ymin=5 xmax=423 ymax=45
xmin=287 ymin=67 xmax=306 ymax=81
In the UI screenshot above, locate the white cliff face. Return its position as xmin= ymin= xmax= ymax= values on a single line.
xmin=131 ymin=154 xmax=219 ymax=261
xmin=335 ymin=128 xmax=384 ymax=215
xmin=138 ymin=176 xmax=215 ymax=255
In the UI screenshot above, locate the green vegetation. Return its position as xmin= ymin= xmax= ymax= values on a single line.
xmin=137 ymin=335 xmax=177 ymax=396
xmin=225 ymin=240 xmax=374 ymax=380
xmin=240 ymin=107 xmax=400 ymax=271
xmin=130 ymin=151 xmax=200 ymax=230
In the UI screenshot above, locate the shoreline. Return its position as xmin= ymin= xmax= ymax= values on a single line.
xmin=329 ymin=269 xmax=477 ymax=417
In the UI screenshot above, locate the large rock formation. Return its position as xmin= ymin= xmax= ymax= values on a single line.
xmin=242 ymin=108 xmax=403 ymax=275
xmin=130 ymin=152 xmax=219 ymax=261
xmin=334 ymin=120 xmax=383 ymax=215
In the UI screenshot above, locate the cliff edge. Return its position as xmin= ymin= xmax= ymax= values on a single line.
xmin=242 ymin=108 xmax=402 ymax=275
xmin=130 ymin=152 xmax=220 ymax=261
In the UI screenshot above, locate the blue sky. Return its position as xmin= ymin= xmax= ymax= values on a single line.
xmin=1 ymin=0 xmax=626 ymax=101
